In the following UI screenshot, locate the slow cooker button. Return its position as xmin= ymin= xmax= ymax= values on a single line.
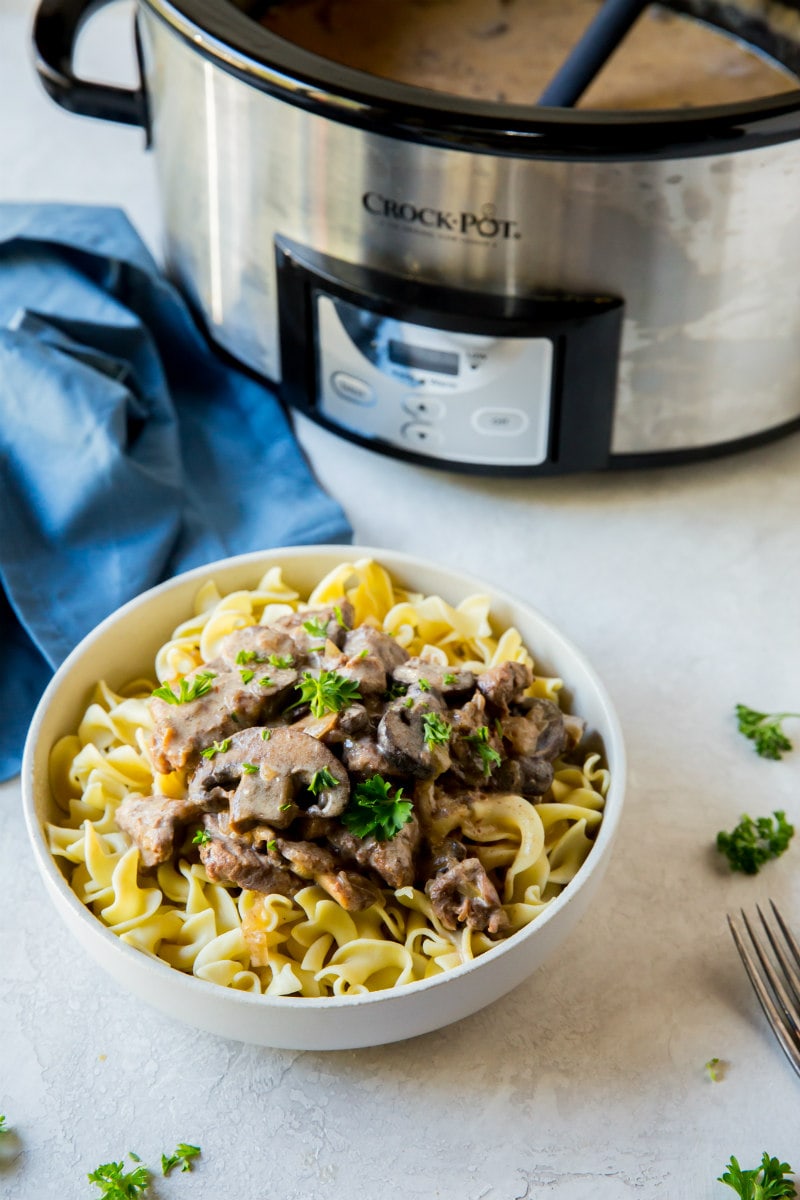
xmin=402 ymin=395 xmax=446 ymax=421
xmin=401 ymin=422 xmax=444 ymax=448
xmin=331 ymin=371 xmax=376 ymax=405
xmin=471 ymin=407 xmax=529 ymax=436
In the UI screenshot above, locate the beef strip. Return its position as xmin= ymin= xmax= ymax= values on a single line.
xmin=116 ymin=792 xmax=215 ymax=868
xmin=189 ymin=725 xmax=349 ymax=830
xmin=490 ymin=755 xmax=554 ymax=797
xmin=392 ymin=657 xmax=474 ymax=703
xmin=150 ymin=658 xmax=296 ymax=775
xmin=273 ymin=837 xmax=381 ymax=910
xmin=216 ymin=625 xmax=298 ymax=670
xmin=327 ymin=813 xmax=421 ymax=888
xmin=273 ymin=600 xmax=355 ymax=655
xmin=198 ymin=813 xmax=302 ymax=896
xmin=342 ymin=625 xmax=409 ymax=673
xmin=447 ymin=693 xmax=504 ymax=788
xmin=503 ymin=698 xmax=567 ymax=761
xmin=476 ymin=661 xmax=532 ymax=711
xmin=341 ymin=735 xmax=405 ymax=779
xmin=426 ymin=857 xmax=509 ymax=935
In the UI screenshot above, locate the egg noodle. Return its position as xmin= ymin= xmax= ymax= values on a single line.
xmin=47 ymin=559 xmax=608 ymax=998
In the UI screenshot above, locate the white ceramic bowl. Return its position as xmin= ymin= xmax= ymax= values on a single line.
xmin=23 ymin=545 xmax=625 ymax=1050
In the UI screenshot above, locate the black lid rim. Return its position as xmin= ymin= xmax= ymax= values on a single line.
xmin=140 ymin=0 xmax=800 ymax=158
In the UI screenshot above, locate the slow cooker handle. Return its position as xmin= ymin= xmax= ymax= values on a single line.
xmin=33 ymin=0 xmax=147 ymax=128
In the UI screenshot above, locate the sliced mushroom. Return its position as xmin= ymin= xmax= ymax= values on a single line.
xmin=189 ymin=726 xmax=349 ymax=830
xmin=392 ymin=657 xmax=474 ymax=703
xmin=377 ymin=693 xmax=451 ymax=780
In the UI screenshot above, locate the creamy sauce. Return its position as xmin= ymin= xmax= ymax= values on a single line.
xmin=260 ymin=0 xmax=797 ymax=109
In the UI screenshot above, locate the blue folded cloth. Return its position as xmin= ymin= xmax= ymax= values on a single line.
xmin=0 ymin=203 xmax=352 ymax=780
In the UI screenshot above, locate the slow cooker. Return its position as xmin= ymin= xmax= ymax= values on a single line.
xmin=33 ymin=0 xmax=800 ymax=474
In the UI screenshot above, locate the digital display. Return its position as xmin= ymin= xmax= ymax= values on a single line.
xmin=388 ymin=339 xmax=459 ymax=376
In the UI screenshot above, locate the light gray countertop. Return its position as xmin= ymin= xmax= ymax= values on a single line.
xmin=2 ymin=1 xmax=800 ymax=1195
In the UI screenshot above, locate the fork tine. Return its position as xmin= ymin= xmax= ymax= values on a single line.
xmin=771 ymin=900 xmax=800 ymax=971
xmin=757 ymin=903 xmax=800 ymax=1012
xmin=743 ymin=909 xmax=800 ymax=1038
xmin=727 ymin=912 xmax=800 ymax=1079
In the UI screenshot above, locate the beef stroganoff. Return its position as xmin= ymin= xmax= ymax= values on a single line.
xmin=47 ymin=559 xmax=608 ymax=997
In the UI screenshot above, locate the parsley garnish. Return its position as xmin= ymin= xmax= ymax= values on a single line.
xmin=443 ymin=673 xmax=457 ymax=685
xmin=280 ymin=802 xmax=292 ymax=811
xmin=269 ymin=654 xmax=294 ymax=669
xmin=333 ymin=604 xmax=350 ymax=630
xmin=718 ymin=1152 xmax=796 ymax=1198
xmin=236 ymin=649 xmax=265 ymax=665
xmin=716 ymin=811 xmax=794 ymax=875
xmin=162 ymin=1143 xmax=201 ymax=1176
xmin=705 ymin=1057 xmax=720 ymax=1082
xmin=192 ymin=829 xmax=211 ymax=846
xmin=239 ymin=668 xmax=255 ymax=684
xmin=465 ymin=725 xmax=502 ymax=775
xmin=152 ymin=671 xmax=216 ymax=705
xmin=403 ymin=696 xmax=414 ymax=709
xmin=384 ymin=680 xmax=408 ymax=701
xmin=342 ymin=774 xmax=413 ymax=842
xmin=358 ymin=648 xmax=370 ymax=659
xmin=293 ymin=670 xmax=362 ymax=718
xmin=261 ymin=729 xmax=272 ymax=741
xmin=422 ymin=711 xmax=451 ymax=749
xmin=302 ymin=617 xmax=329 ymax=640
xmin=418 ymin=677 xmax=431 ymax=691
xmin=0 ymin=1115 xmax=8 ymax=1134
xmin=200 ymin=738 xmax=231 ymax=760
xmin=88 ymin=1156 xmax=150 ymax=1198
xmin=308 ymin=767 xmax=340 ymax=795
xmin=241 ymin=762 xmax=259 ymax=775
xmin=736 ymin=704 xmax=800 ymax=760
xmin=267 ymin=839 xmax=278 ymax=852
xmin=259 ymin=676 xmax=274 ymax=687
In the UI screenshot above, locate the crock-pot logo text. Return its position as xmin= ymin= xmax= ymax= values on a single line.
xmin=363 ymin=193 xmax=520 ymax=239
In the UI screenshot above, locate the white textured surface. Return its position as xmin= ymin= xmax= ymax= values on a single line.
xmin=3 ymin=0 xmax=800 ymax=1193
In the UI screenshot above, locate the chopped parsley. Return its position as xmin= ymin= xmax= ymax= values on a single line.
xmin=465 ymin=725 xmax=502 ymax=775
xmin=192 ymin=829 xmax=211 ymax=846
xmin=308 ymin=767 xmax=340 ymax=795
xmin=280 ymin=802 xmax=292 ymax=812
xmin=403 ymin=696 xmax=414 ymax=709
xmin=417 ymin=677 xmax=431 ymax=691
xmin=293 ymin=670 xmax=362 ymax=718
xmin=716 ymin=811 xmax=794 ymax=875
xmin=241 ymin=762 xmax=259 ymax=775
xmin=261 ymin=729 xmax=272 ymax=741
xmin=358 ymin=648 xmax=370 ymax=659
xmin=333 ymin=604 xmax=350 ymax=630
xmin=88 ymin=1156 xmax=150 ymax=1198
xmin=200 ymin=738 xmax=231 ymax=760
xmin=302 ymin=616 xmax=329 ymax=640
xmin=718 ymin=1152 xmax=796 ymax=1198
xmin=384 ymin=680 xmax=408 ymax=701
xmin=443 ymin=673 xmax=457 ymax=685
xmin=422 ymin=711 xmax=451 ymax=749
xmin=259 ymin=676 xmax=274 ymax=688
xmin=239 ymin=668 xmax=255 ymax=684
xmin=268 ymin=654 xmax=294 ymax=669
xmin=152 ymin=671 xmax=216 ymax=705
xmin=736 ymin=704 xmax=800 ymax=760
xmin=342 ymin=774 xmax=413 ymax=842
xmin=161 ymin=1143 xmax=201 ymax=1176
xmin=705 ymin=1057 xmax=720 ymax=1082
xmin=0 ymin=1115 xmax=8 ymax=1134
xmin=267 ymin=839 xmax=278 ymax=852
xmin=236 ymin=649 xmax=265 ymax=666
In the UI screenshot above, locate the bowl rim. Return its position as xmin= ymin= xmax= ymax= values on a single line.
xmin=22 ymin=543 xmax=626 ymax=1012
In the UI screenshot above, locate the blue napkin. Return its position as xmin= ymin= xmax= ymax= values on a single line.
xmin=0 ymin=203 xmax=352 ymax=780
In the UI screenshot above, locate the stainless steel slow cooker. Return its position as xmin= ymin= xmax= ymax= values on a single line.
xmin=33 ymin=0 xmax=800 ymax=474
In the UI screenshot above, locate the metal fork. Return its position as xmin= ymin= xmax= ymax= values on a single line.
xmin=727 ymin=901 xmax=800 ymax=1079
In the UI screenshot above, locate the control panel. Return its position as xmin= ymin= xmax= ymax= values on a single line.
xmin=316 ymin=294 xmax=553 ymax=466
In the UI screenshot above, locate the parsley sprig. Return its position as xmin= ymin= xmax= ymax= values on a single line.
xmin=268 ymin=654 xmax=294 ymax=669
xmin=236 ymin=649 xmax=266 ymax=666
xmin=152 ymin=671 xmax=216 ymax=706
xmin=342 ymin=774 xmax=413 ymax=841
xmin=88 ymin=1156 xmax=150 ymax=1199
xmin=162 ymin=1143 xmax=201 ymax=1176
xmin=192 ymin=829 xmax=212 ymax=846
xmin=718 ymin=1152 xmax=796 ymax=1199
xmin=736 ymin=704 xmax=800 ymax=760
xmin=302 ymin=617 xmax=329 ymax=640
xmin=465 ymin=725 xmax=502 ymax=775
xmin=293 ymin=670 xmax=361 ymax=718
xmin=716 ymin=811 xmax=794 ymax=875
xmin=422 ymin=711 xmax=451 ymax=749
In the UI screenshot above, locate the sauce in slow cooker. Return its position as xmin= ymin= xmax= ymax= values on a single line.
xmin=260 ymin=0 xmax=797 ymax=108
